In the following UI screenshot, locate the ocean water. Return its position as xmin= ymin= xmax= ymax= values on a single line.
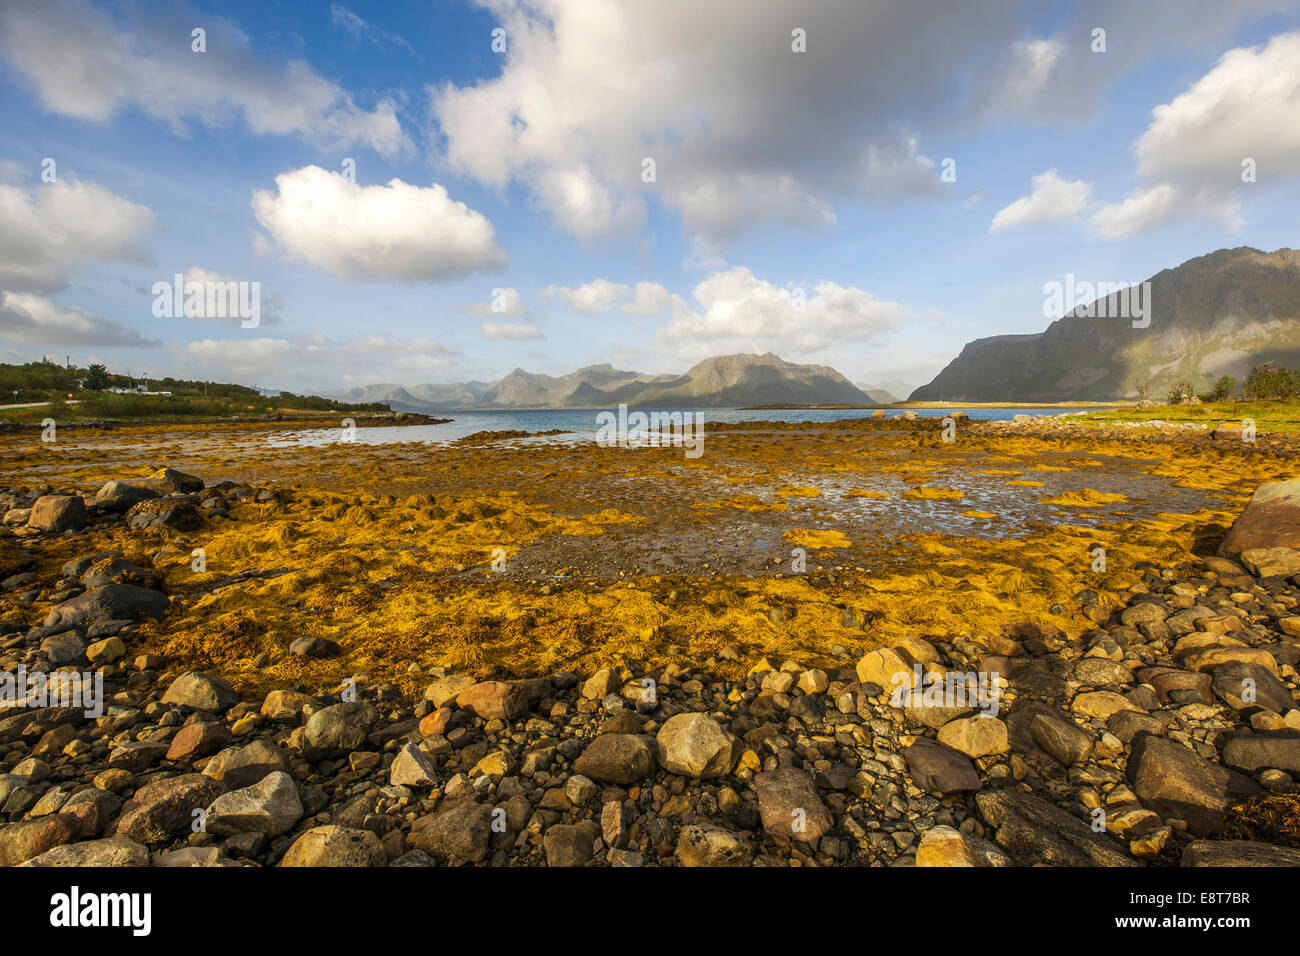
xmin=270 ymin=406 xmax=1092 ymax=447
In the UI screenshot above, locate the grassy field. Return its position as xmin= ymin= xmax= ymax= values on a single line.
xmin=1081 ymin=398 xmax=1300 ymax=433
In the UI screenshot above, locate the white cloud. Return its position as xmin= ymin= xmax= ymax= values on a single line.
xmin=544 ymin=279 xmax=631 ymax=313
xmin=1091 ymin=30 xmax=1300 ymax=238
xmin=990 ymin=169 xmax=1092 ymax=233
xmin=481 ymin=321 xmax=544 ymax=340
xmin=173 ymin=267 xmax=282 ymax=324
xmin=0 ymin=0 xmax=409 ymax=157
xmin=656 ymin=267 xmax=910 ymax=359
xmin=0 ymin=291 xmax=159 ymax=347
xmin=251 ymin=166 xmax=507 ymax=281
xmin=620 ymin=281 xmax=681 ymax=316
xmin=0 ymin=177 xmax=156 ymax=294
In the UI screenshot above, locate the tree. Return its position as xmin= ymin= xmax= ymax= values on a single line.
xmin=83 ymin=363 xmax=110 ymax=390
xmin=1200 ymin=375 xmax=1234 ymax=403
xmin=1166 ymin=381 xmax=1195 ymax=405
xmin=1133 ymin=380 xmax=1149 ymax=403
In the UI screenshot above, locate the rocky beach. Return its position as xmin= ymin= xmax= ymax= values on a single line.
xmin=0 ymin=415 xmax=1297 ymax=868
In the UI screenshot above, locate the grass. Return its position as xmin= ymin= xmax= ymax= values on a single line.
xmin=1080 ymin=398 xmax=1300 ymax=434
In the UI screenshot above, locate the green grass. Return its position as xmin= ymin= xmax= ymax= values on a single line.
xmin=1081 ymin=398 xmax=1300 ymax=434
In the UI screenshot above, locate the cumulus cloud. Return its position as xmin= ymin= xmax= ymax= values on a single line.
xmin=543 ymin=279 xmax=632 ymax=314
xmin=163 ymin=267 xmax=283 ymax=324
xmin=1091 ymin=30 xmax=1300 ymax=238
xmin=0 ymin=177 xmax=156 ymax=294
xmin=990 ymin=170 xmax=1092 ymax=233
xmin=0 ymin=0 xmax=409 ymax=157
xmin=481 ymin=321 xmax=544 ymax=340
xmin=0 ymin=291 xmax=159 ymax=347
xmin=251 ymin=166 xmax=507 ymax=281
xmin=656 ymin=267 xmax=910 ymax=359
xmin=427 ymin=0 xmax=1278 ymax=250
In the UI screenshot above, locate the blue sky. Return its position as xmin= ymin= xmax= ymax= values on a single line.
xmin=1 ymin=0 xmax=1298 ymax=397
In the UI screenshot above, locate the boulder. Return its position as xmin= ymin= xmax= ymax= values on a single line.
xmin=26 ymin=495 xmax=86 ymax=532
xmin=43 ymin=584 xmax=168 ymax=631
xmin=572 ymin=733 xmax=654 ymax=784
xmin=93 ymin=481 xmax=159 ymax=513
xmin=279 ymin=825 xmax=385 ymax=867
xmin=161 ymin=671 xmax=239 ymax=712
xmin=655 ymin=712 xmax=742 ymax=778
xmin=408 ymin=800 xmax=493 ymax=863
xmin=753 ymin=768 xmax=833 ymax=842
xmin=300 ymin=702 xmax=377 ymax=761
xmin=113 ymin=774 xmax=225 ymax=845
xmin=1181 ymin=840 xmax=1300 ymax=866
xmin=1219 ymin=478 xmax=1300 ymax=559
xmin=903 ymin=738 xmax=980 ymax=794
xmin=19 ymin=836 xmax=150 ymax=867
xmin=205 ymin=770 xmax=302 ymax=836
xmin=676 ymin=823 xmax=752 ymax=866
xmin=201 ymin=739 xmax=290 ymax=788
xmin=975 ymin=790 xmax=1135 ymax=866
xmin=1127 ymin=733 xmax=1260 ymax=835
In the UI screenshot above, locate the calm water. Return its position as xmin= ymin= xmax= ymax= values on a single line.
xmin=269 ymin=406 xmax=1094 ymax=447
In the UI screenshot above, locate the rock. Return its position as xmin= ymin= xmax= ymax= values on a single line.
xmin=85 ymin=636 xmax=126 ymax=665
xmin=165 ymin=720 xmax=232 ymax=761
xmin=423 ymin=673 xmax=477 ymax=708
xmin=1219 ymin=478 xmax=1300 ymax=559
xmin=202 ymin=739 xmax=290 ymax=787
xmin=113 ymin=774 xmax=225 ymax=845
xmin=581 ymin=668 xmax=620 ymax=700
xmin=1127 ymin=733 xmax=1260 ymax=836
xmin=288 ymin=637 xmax=341 ymax=659
xmin=260 ymin=689 xmax=314 ymax=720
xmin=1212 ymin=662 xmax=1297 ymax=714
xmin=937 ymin=716 xmax=1009 ymax=758
xmin=655 ymin=712 xmax=741 ymax=778
xmin=108 ymin=741 xmax=169 ymax=771
xmin=389 ymin=742 xmax=438 ymax=787
xmin=543 ymin=823 xmax=597 ymax=867
xmin=753 ymin=768 xmax=833 ymax=842
xmin=408 ymin=800 xmax=493 ymax=863
xmin=20 ymin=836 xmax=150 ymax=867
xmin=572 ymin=733 xmax=654 ymax=784
xmin=903 ymin=738 xmax=980 ymax=794
xmin=856 ymin=647 xmax=915 ymax=691
xmin=93 ymin=481 xmax=159 ymax=513
xmin=1183 ymin=645 xmax=1278 ymax=674
xmin=43 ymin=583 xmax=168 ymax=630
xmin=40 ymin=631 xmax=85 ymax=665
xmin=300 ymin=702 xmax=377 ymax=760
xmin=1221 ymin=732 xmax=1300 ymax=776
xmin=27 ymin=495 xmax=87 ymax=532
xmin=455 ymin=681 xmax=529 ymax=721
xmin=975 ymin=790 xmax=1135 ymax=866
xmin=1180 ymin=840 xmax=1300 ymax=866
xmin=1239 ymin=547 xmax=1300 ymax=577
xmin=205 ymin=770 xmax=302 ymax=836
xmin=915 ymin=825 xmax=1011 ymax=867
xmin=160 ymin=670 xmax=239 ymax=712
xmin=1071 ymin=690 xmax=1139 ymax=720
xmin=125 ymin=497 xmax=201 ymax=531
xmin=279 ymin=825 xmax=386 ymax=867
xmin=140 ymin=467 xmax=204 ymax=493
xmin=677 ymin=823 xmax=752 ymax=866
xmin=1030 ymin=712 xmax=1095 ymax=766
xmin=1073 ymin=658 xmax=1135 ymax=686
xmin=0 ymin=814 xmax=80 ymax=866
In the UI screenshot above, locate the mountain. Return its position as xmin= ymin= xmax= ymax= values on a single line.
xmin=333 ymin=353 xmax=875 ymax=409
xmin=911 ymin=247 xmax=1300 ymax=402
xmin=854 ymin=382 xmax=902 ymax=403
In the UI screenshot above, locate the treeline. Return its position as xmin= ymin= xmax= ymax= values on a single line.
xmin=1142 ymin=363 xmax=1300 ymax=405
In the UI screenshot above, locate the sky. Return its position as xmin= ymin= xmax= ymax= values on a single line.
xmin=1 ymin=0 xmax=1299 ymax=398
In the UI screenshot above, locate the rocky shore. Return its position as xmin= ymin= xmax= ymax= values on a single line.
xmin=0 ymin=467 xmax=1297 ymax=867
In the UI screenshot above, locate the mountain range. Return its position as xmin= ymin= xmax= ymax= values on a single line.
xmin=911 ymin=246 xmax=1300 ymax=402
xmin=333 ymin=352 xmax=879 ymax=410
